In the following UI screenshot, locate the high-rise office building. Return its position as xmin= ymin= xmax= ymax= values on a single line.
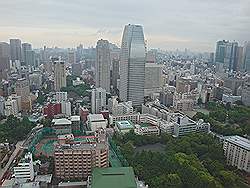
xmin=54 ymin=60 xmax=66 ymax=91
xmin=119 ymin=24 xmax=146 ymax=107
xmin=22 ymin=43 xmax=32 ymax=65
xmin=95 ymin=39 xmax=111 ymax=92
xmin=0 ymin=42 xmax=10 ymax=80
xmin=10 ymin=39 xmax=22 ymax=62
xmin=215 ymin=40 xmax=239 ymax=71
xmin=243 ymin=42 xmax=250 ymax=73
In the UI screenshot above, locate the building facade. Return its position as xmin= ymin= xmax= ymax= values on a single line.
xmin=223 ymin=136 xmax=250 ymax=173
xmin=54 ymin=60 xmax=66 ymax=91
xmin=119 ymin=24 xmax=146 ymax=107
xmin=95 ymin=39 xmax=111 ymax=92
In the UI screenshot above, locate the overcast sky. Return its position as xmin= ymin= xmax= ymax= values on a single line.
xmin=0 ymin=0 xmax=249 ymax=52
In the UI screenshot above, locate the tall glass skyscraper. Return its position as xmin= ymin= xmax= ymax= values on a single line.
xmin=119 ymin=24 xmax=146 ymax=107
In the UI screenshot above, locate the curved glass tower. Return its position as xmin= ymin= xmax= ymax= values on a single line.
xmin=119 ymin=24 xmax=146 ymax=107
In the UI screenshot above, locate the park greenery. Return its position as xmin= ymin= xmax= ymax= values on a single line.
xmin=113 ymin=131 xmax=248 ymax=188
xmin=0 ymin=115 xmax=35 ymax=143
xmin=61 ymin=75 xmax=90 ymax=97
xmin=193 ymin=101 xmax=250 ymax=136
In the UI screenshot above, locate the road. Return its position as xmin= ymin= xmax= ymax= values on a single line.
xmin=0 ymin=141 xmax=24 ymax=183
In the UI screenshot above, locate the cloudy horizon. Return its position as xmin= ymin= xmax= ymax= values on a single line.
xmin=0 ymin=0 xmax=249 ymax=52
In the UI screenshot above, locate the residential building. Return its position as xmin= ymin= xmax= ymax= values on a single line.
xmin=54 ymin=60 xmax=66 ymax=91
xmin=87 ymin=114 xmax=107 ymax=132
xmin=119 ymin=24 xmax=146 ymax=107
xmin=54 ymin=129 xmax=109 ymax=179
xmin=91 ymin=88 xmax=107 ymax=114
xmin=79 ymin=106 xmax=89 ymax=123
xmin=70 ymin=115 xmax=81 ymax=132
xmin=14 ymin=152 xmax=34 ymax=182
xmin=223 ymin=136 xmax=250 ymax=173
xmin=4 ymin=98 xmax=18 ymax=116
xmin=95 ymin=39 xmax=111 ymax=92
xmin=112 ymin=59 xmax=119 ymax=92
xmin=173 ymin=98 xmax=194 ymax=111
xmin=43 ymin=102 xmax=62 ymax=119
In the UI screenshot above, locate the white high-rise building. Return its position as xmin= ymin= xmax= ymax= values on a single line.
xmin=55 ymin=92 xmax=71 ymax=116
xmin=119 ymin=24 xmax=146 ymax=107
xmin=108 ymin=96 xmax=133 ymax=116
xmin=54 ymin=60 xmax=66 ymax=91
xmin=5 ymin=98 xmax=18 ymax=116
xmin=91 ymin=88 xmax=107 ymax=114
xmin=95 ymin=39 xmax=111 ymax=92
xmin=14 ymin=152 xmax=34 ymax=182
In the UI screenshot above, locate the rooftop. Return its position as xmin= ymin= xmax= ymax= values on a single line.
xmin=35 ymin=174 xmax=53 ymax=183
xmin=92 ymin=167 xmax=137 ymax=188
xmin=70 ymin=115 xmax=80 ymax=122
xmin=225 ymin=135 xmax=250 ymax=151
xmin=53 ymin=118 xmax=72 ymax=125
xmin=116 ymin=120 xmax=134 ymax=130
xmin=88 ymin=114 xmax=105 ymax=122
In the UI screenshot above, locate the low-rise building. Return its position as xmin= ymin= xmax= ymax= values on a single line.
xmin=87 ymin=114 xmax=107 ymax=132
xmin=114 ymin=120 xmax=135 ymax=134
xmin=52 ymin=118 xmax=72 ymax=135
xmin=223 ymin=135 xmax=250 ymax=173
xmin=134 ymin=124 xmax=160 ymax=136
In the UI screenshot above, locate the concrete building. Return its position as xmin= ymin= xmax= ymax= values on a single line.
xmin=72 ymin=62 xmax=83 ymax=76
xmin=91 ymin=88 xmax=107 ymax=114
xmin=173 ymin=115 xmax=210 ymax=137
xmin=52 ymin=118 xmax=72 ymax=135
xmin=4 ymin=98 xmax=18 ymax=116
xmin=22 ymin=43 xmax=32 ymax=65
xmin=55 ymin=92 xmax=71 ymax=116
xmin=222 ymin=94 xmax=241 ymax=104
xmin=87 ymin=114 xmax=107 ymax=132
xmin=0 ymin=42 xmax=10 ymax=80
xmin=243 ymin=42 xmax=250 ymax=73
xmin=108 ymin=96 xmax=133 ymax=116
xmin=79 ymin=106 xmax=89 ymax=123
xmin=10 ymin=39 xmax=22 ymax=62
xmin=15 ymin=78 xmax=31 ymax=111
xmin=70 ymin=115 xmax=81 ymax=132
xmin=119 ymin=24 xmax=146 ymax=107
xmin=173 ymin=98 xmax=194 ymax=111
xmin=95 ymin=39 xmax=111 ymax=92
xmin=0 ymin=96 xmax=4 ymax=116
xmin=110 ymin=113 xmax=140 ymax=125
xmin=114 ymin=120 xmax=135 ymax=134
xmin=134 ymin=124 xmax=160 ymax=136
xmin=29 ymin=71 xmax=42 ymax=90
xmin=223 ymin=136 xmax=250 ymax=173
xmin=241 ymin=82 xmax=250 ymax=106
xmin=112 ymin=59 xmax=119 ymax=92
xmin=160 ymin=89 xmax=175 ymax=107
xmin=43 ymin=102 xmax=61 ymax=118
xmin=176 ymin=77 xmax=197 ymax=94
xmin=144 ymin=63 xmax=163 ymax=96
xmin=14 ymin=152 xmax=34 ymax=182
xmin=68 ymin=50 xmax=76 ymax=64
xmin=54 ymin=129 xmax=109 ymax=179
xmin=54 ymin=60 xmax=66 ymax=91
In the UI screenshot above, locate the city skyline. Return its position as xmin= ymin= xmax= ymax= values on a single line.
xmin=0 ymin=0 xmax=249 ymax=52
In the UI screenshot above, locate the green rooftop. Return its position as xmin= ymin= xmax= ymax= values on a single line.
xmin=92 ymin=167 xmax=137 ymax=188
